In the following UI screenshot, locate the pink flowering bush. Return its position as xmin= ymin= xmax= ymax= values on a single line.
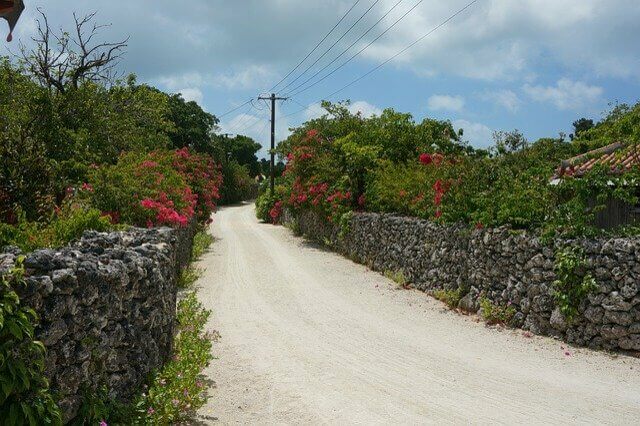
xmin=87 ymin=149 xmax=222 ymax=228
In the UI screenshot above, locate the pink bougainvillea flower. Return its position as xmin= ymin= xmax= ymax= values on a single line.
xmin=147 ymin=407 xmax=155 ymax=415
xmin=99 ymin=421 xmax=108 ymax=426
xmin=433 ymin=153 xmax=445 ymax=166
xmin=140 ymin=160 xmax=159 ymax=169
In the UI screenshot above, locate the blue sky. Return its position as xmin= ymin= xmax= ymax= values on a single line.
xmin=3 ymin=0 xmax=640 ymax=158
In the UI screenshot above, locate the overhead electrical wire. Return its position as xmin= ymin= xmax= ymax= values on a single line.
xmin=285 ymin=0 xmax=426 ymax=98
xmin=281 ymin=0 xmax=410 ymax=98
xmin=226 ymin=103 xmax=261 ymax=134
xmin=216 ymin=98 xmax=253 ymax=119
xmin=268 ymin=0 xmax=363 ymax=93
xmin=283 ymin=0 xmax=480 ymax=119
xmin=276 ymin=0 xmax=382 ymax=94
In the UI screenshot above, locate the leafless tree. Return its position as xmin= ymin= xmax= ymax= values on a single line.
xmin=19 ymin=9 xmax=128 ymax=93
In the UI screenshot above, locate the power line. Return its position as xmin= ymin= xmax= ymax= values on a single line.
xmin=225 ymin=104 xmax=255 ymax=133
xmin=286 ymin=0 xmax=425 ymax=98
xmin=282 ymin=0 xmax=408 ymax=97
xmin=217 ymin=98 xmax=253 ymax=118
xmin=233 ymin=108 xmax=270 ymax=135
xmin=276 ymin=0 xmax=382 ymax=95
xmin=284 ymin=0 xmax=480 ymax=119
xmin=268 ymin=0 xmax=363 ymax=93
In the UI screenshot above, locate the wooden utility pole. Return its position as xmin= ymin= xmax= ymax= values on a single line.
xmin=258 ymin=93 xmax=287 ymax=194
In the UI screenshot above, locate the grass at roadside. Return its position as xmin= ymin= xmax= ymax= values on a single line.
xmin=192 ymin=229 xmax=214 ymax=261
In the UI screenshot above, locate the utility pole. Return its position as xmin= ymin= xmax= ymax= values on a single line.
xmin=258 ymin=93 xmax=287 ymax=194
xmin=221 ymin=133 xmax=233 ymax=165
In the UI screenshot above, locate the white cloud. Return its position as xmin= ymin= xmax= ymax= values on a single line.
xmin=523 ymin=78 xmax=603 ymax=110
xmin=215 ymin=65 xmax=276 ymax=90
xmin=361 ymin=0 xmax=640 ymax=81
xmin=453 ymin=119 xmax=494 ymax=148
xmin=348 ymin=101 xmax=382 ymax=118
xmin=481 ymin=90 xmax=522 ymax=112
xmin=303 ymin=103 xmax=326 ymax=121
xmin=178 ymin=88 xmax=203 ymax=104
xmin=427 ymin=95 xmax=465 ymax=112
xmin=9 ymin=0 xmax=640 ymax=90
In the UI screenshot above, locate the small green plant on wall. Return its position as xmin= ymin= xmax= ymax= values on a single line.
xmin=479 ymin=297 xmax=516 ymax=325
xmin=433 ymin=288 xmax=463 ymax=309
xmin=553 ymin=246 xmax=597 ymax=322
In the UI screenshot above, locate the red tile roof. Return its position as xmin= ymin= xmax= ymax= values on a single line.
xmin=555 ymin=142 xmax=640 ymax=178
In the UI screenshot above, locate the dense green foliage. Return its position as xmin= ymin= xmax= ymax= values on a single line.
xmin=258 ymin=100 xmax=640 ymax=238
xmin=0 ymin=260 xmax=61 ymax=425
xmin=0 ymin=53 xmax=265 ymax=251
xmin=0 ymin=201 xmax=112 ymax=253
xmin=553 ymin=247 xmax=598 ymax=321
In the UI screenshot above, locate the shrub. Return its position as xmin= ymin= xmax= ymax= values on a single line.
xmin=0 ymin=201 xmax=111 ymax=252
xmin=88 ymin=149 xmax=221 ymax=228
xmin=133 ymin=293 xmax=213 ymax=424
xmin=177 ymin=266 xmax=203 ymax=290
xmin=384 ymin=270 xmax=408 ymax=288
xmin=479 ymin=298 xmax=516 ymax=325
xmin=433 ymin=288 xmax=463 ymax=309
xmin=219 ymin=161 xmax=255 ymax=205
xmin=256 ymin=189 xmax=282 ymax=223
xmin=553 ymin=246 xmax=597 ymax=321
xmin=171 ymin=148 xmax=222 ymax=224
xmin=191 ymin=230 xmax=214 ymax=261
xmin=0 ymin=259 xmax=62 ymax=425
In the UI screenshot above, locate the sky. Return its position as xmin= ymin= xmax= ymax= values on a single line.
xmin=3 ymin=0 xmax=640 ymax=158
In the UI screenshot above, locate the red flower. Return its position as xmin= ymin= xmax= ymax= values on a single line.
xmin=419 ymin=153 xmax=433 ymax=165
xmin=435 ymin=210 xmax=443 ymax=219
xmin=475 ymin=222 xmax=484 ymax=230
xmin=399 ymin=190 xmax=407 ymax=197
xmin=269 ymin=201 xmax=283 ymax=224
xmin=358 ymin=194 xmax=366 ymax=207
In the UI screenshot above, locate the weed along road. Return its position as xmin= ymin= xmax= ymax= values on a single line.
xmin=196 ymin=203 xmax=640 ymax=424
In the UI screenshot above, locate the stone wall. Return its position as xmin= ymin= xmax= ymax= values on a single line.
xmin=0 ymin=221 xmax=196 ymax=423
xmin=287 ymin=209 xmax=640 ymax=352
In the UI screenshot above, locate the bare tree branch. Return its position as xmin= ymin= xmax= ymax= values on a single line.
xmin=18 ymin=9 xmax=128 ymax=92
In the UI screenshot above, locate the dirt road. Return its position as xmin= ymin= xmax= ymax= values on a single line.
xmin=196 ymin=203 xmax=640 ymax=424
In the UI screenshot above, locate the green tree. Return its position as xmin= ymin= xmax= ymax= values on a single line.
xmin=167 ymin=94 xmax=219 ymax=153
xmin=570 ymin=118 xmax=594 ymax=140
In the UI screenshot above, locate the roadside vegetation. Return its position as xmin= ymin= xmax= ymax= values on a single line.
xmin=257 ymin=100 xmax=640 ymax=239
xmin=0 ymin=11 xmax=264 ymax=252
xmin=0 ymin=12 xmax=228 ymax=424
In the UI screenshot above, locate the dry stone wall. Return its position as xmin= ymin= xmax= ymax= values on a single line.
xmin=286 ymin=209 xmax=640 ymax=352
xmin=0 ymin=222 xmax=196 ymax=423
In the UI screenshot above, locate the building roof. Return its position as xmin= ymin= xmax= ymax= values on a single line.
xmin=554 ymin=142 xmax=640 ymax=179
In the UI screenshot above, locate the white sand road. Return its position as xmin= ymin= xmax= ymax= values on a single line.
xmin=194 ymin=203 xmax=640 ymax=425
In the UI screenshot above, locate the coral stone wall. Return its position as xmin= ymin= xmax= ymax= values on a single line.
xmin=287 ymin=209 xmax=640 ymax=352
xmin=0 ymin=222 xmax=196 ymax=423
